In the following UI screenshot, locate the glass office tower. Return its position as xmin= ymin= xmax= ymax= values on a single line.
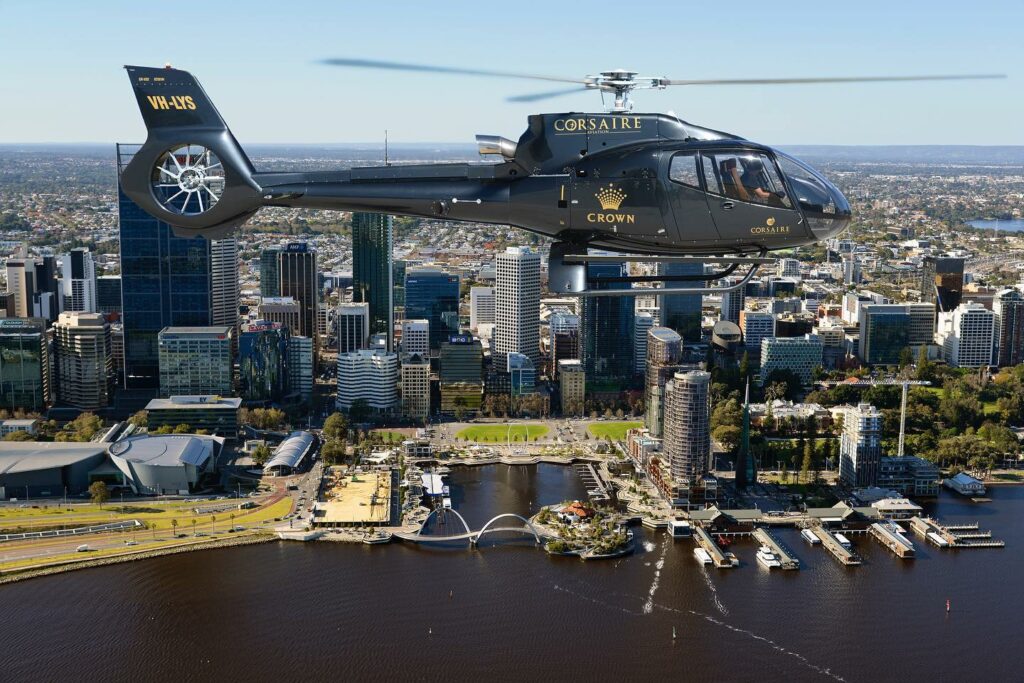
xmin=239 ymin=321 xmax=290 ymax=403
xmin=352 ymin=212 xmax=394 ymax=351
xmin=117 ymin=144 xmax=211 ymax=391
xmin=0 ymin=318 xmax=49 ymax=411
xmin=581 ymin=259 xmax=635 ymax=393
xmin=260 ymin=248 xmax=282 ymax=298
xmin=658 ymin=261 xmax=704 ymax=342
xmin=405 ymin=267 xmax=460 ymax=350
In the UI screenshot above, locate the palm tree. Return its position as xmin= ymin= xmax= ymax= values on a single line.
xmin=171 ymin=518 xmax=178 ymax=538
xmin=191 ymin=519 xmax=197 ymax=536
xmin=210 ymin=515 xmax=217 ymax=533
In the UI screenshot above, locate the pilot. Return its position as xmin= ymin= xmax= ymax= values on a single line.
xmin=739 ymin=157 xmax=773 ymax=203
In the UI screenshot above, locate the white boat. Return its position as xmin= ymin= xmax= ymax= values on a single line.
xmin=801 ymin=528 xmax=821 ymax=545
xmin=834 ymin=533 xmax=852 ymax=549
xmin=693 ymin=547 xmax=713 ymax=565
xmin=669 ymin=520 xmax=692 ymax=539
xmin=756 ymin=545 xmax=782 ymax=569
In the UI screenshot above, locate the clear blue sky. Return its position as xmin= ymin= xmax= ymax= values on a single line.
xmin=0 ymin=0 xmax=1020 ymax=145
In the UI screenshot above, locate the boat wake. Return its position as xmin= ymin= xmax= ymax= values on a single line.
xmin=698 ymin=566 xmax=728 ymax=616
xmin=642 ymin=540 xmax=669 ymax=614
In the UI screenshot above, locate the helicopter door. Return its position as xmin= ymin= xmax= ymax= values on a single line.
xmin=665 ymin=152 xmax=721 ymax=247
xmin=699 ymin=151 xmax=806 ymax=246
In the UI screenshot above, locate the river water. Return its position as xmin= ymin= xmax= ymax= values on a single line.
xmin=969 ymin=218 xmax=1024 ymax=232
xmin=1 ymin=464 xmax=1021 ymax=682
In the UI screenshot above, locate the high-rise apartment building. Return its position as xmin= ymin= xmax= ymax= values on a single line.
xmin=351 ymin=212 xmax=394 ymax=351
xmin=118 ymin=145 xmax=211 ymax=390
xmin=495 ymin=247 xmax=541 ymax=368
xmin=993 ymin=288 xmax=1024 ymax=367
xmin=663 ymin=370 xmax=712 ymax=506
xmin=644 ymin=327 xmax=682 ymax=438
xmin=739 ymin=310 xmax=775 ymax=353
xmin=469 ymin=286 xmax=495 ymax=329
xmin=400 ymin=352 xmax=431 ymax=422
xmin=839 ymin=403 xmax=882 ymax=488
xmin=157 ymin=326 xmax=233 ymax=398
xmin=720 ymin=282 xmax=745 ymax=325
xmin=337 ymin=303 xmax=370 ymax=354
xmin=53 ymin=312 xmax=113 ymax=410
xmin=633 ymin=312 xmax=655 ymax=375
xmin=60 ymin=248 xmax=97 ymax=313
xmin=336 ymin=349 xmax=399 ymax=414
xmin=940 ymin=303 xmax=995 ymax=368
xmin=405 ymin=267 xmax=460 ymax=350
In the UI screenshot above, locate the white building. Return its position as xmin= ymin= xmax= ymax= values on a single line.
xmin=53 ymin=312 xmax=113 ymax=410
xmin=336 ymin=349 xmax=398 ymax=413
xmin=401 ymin=319 xmax=430 ymax=355
xmin=633 ymin=311 xmax=655 ymax=375
xmin=60 ymin=248 xmax=97 ymax=313
xmin=400 ymin=352 xmax=430 ymax=422
xmin=494 ymin=247 xmax=541 ymax=367
xmin=777 ymin=258 xmax=801 ymax=278
xmin=287 ymin=335 xmax=314 ymax=400
xmin=839 ymin=403 xmax=882 ymax=488
xmin=940 ymin=303 xmax=995 ymax=368
xmin=338 ymin=302 xmax=370 ymax=354
xmin=740 ymin=310 xmax=775 ymax=352
xmin=663 ymin=370 xmax=712 ymax=506
xmin=760 ymin=335 xmax=823 ymax=385
xmin=469 ymin=286 xmax=495 ymax=329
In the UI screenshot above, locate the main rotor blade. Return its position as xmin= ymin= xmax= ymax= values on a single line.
xmin=507 ymin=87 xmax=591 ymax=103
xmin=319 ymin=58 xmax=585 ymax=84
xmin=662 ymin=74 xmax=1006 ymax=86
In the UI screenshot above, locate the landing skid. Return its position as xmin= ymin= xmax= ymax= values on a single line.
xmin=548 ymin=242 xmax=773 ymax=298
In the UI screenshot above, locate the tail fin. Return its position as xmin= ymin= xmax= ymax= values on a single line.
xmin=121 ymin=65 xmax=261 ymax=239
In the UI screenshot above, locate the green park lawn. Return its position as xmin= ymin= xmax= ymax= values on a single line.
xmin=372 ymin=430 xmax=408 ymax=443
xmin=455 ymin=424 xmax=550 ymax=442
xmin=922 ymin=386 xmax=999 ymax=415
xmin=587 ymin=421 xmax=643 ymax=441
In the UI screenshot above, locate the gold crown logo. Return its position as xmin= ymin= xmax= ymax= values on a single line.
xmin=595 ymin=185 xmax=627 ymax=210
xmin=767 ymin=217 xmax=776 ymax=226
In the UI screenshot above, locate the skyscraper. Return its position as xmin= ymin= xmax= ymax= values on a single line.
xmin=53 ymin=312 xmax=113 ymax=410
xmin=663 ymin=370 xmax=711 ymax=507
xmin=278 ymin=243 xmax=318 ymax=358
xmin=508 ymin=352 xmax=537 ymax=397
xmin=495 ymin=247 xmax=541 ymax=368
xmin=839 ymin=403 xmax=882 ymax=488
xmin=558 ymin=359 xmax=585 ymax=416
xmin=5 ymin=258 xmax=35 ymax=318
xmin=97 ymin=276 xmax=122 ymax=315
xmin=336 ymin=349 xmax=399 ymax=414
xmin=337 ymin=303 xmax=370 ymax=354
xmin=400 ymin=352 xmax=431 ymax=422
xmin=760 ymin=335 xmax=824 ymax=386
xmin=257 ymin=297 xmax=301 ymax=334
xmin=352 ymin=212 xmax=394 ymax=351
xmin=644 ymin=327 xmax=682 ymax=438
xmin=439 ymin=335 xmax=483 ymax=416
xmin=210 ymin=237 xmax=240 ymax=338
xmin=993 ymin=288 xmax=1024 ymax=367
xmin=60 ymin=248 xmax=97 ymax=313
xmin=118 ymin=144 xmax=211 ymax=390
xmin=549 ymin=311 xmax=580 ymax=377
xmin=581 ymin=259 xmax=635 ymax=393
xmin=658 ymin=261 xmax=704 ymax=341
xmin=400 ymin=319 xmax=429 ymax=355
xmin=469 ymin=286 xmax=495 ymax=329
xmin=859 ymin=304 xmax=933 ymax=365
xmin=259 ymin=248 xmax=281 ymax=298
xmin=921 ymin=256 xmax=964 ymax=313
xmin=634 ymin=311 xmax=655 ymax=375
xmin=157 ymin=326 xmax=234 ymax=398
xmin=0 ymin=319 xmax=49 ymax=411
xmin=940 ymin=303 xmax=995 ymax=368
xmin=287 ymin=336 xmax=314 ymax=401
xmin=739 ymin=310 xmax=775 ymax=355
xmin=405 ymin=267 xmax=460 ymax=350
xmin=239 ymin=321 xmax=289 ymax=403
xmin=720 ymin=281 xmax=745 ymax=324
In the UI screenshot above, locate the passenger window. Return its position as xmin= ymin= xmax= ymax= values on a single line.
xmin=702 ymin=152 xmax=792 ymax=209
xmin=701 ymin=154 xmax=722 ymax=195
xmin=669 ymin=153 xmax=701 ymax=189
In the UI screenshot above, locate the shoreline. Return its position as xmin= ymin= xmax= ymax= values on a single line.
xmin=0 ymin=533 xmax=276 ymax=586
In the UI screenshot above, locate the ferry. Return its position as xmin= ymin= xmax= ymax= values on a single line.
xmin=834 ymin=533 xmax=852 ymax=550
xmin=801 ymin=528 xmax=821 ymax=545
xmin=722 ymin=552 xmax=740 ymax=568
xmin=668 ymin=520 xmax=692 ymax=539
xmin=756 ymin=545 xmax=783 ymax=569
xmin=693 ymin=547 xmax=713 ymax=565
xmin=362 ymin=531 xmax=392 ymax=545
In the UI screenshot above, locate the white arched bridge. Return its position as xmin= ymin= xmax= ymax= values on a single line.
xmin=393 ymin=509 xmax=550 ymax=546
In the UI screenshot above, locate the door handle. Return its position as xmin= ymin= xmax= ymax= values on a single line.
xmin=721 ymin=201 xmax=735 ymax=210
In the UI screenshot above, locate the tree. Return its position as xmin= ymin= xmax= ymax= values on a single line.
xmin=88 ymin=481 xmax=110 ymax=507
xmin=154 ymin=425 xmax=174 ymax=435
xmin=712 ymin=424 xmax=742 ymax=453
xmin=210 ymin=515 xmax=217 ymax=533
xmin=128 ymin=410 xmax=148 ymax=428
xmin=323 ymin=412 xmax=349 ymax=442
xmin=801 ymin=440 xmax=813 ymax=484
xmin=739 ymin=351 xmax=750 ymax=383
xmin=252 ymin=443 xmax=271 ymax=466
xmin=191 ymin=519 xmax=198 ymax=536
xmin=171 ymin=518 xmax=179 ymax=537
xmin=348 ymin=399 xmax=371 ymax=423
xmin=898 ymin=347 xmax=914 ymax=371
xmin=173 ymin=423 xmax=192 ymax=434
xmin=3 ymin=430 xmax=33 ymax=441
xmin=320 ymin=440 xmax=346 ymax=465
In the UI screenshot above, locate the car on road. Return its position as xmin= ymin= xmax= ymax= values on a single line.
xmin=76 ymin=544 xmax=90 ymax=552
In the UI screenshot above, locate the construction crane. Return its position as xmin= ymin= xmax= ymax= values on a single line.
xmin=818 ymin=377 xmax=932 ymax=457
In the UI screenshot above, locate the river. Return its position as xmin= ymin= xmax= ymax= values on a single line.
xmin=1 ymin=464 xmax=1021 ymax=682
xmin=969 ymin=218 xmax=1024 ymax=232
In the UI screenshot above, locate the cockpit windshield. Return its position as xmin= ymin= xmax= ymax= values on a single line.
xmin=700 ymin=152 xmax=792 ymax=209
xmin=775 ymin=151 xmax=851 ymax=238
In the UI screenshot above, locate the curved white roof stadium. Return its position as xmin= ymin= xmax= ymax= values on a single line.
xmin=108 ymin=434 xmax=221 ymax=495
xmin=264 ymin=431 xmax=315 ymax=474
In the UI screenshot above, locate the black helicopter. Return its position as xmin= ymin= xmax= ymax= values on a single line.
xmin=120 ymin=61 xmax=1002 ymax=296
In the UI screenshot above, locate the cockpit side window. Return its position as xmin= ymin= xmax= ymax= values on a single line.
xmin=776 ymin=154 xmax=837 ymax=216
xmin=668 ymin=153 xmax=701 ymax=189
xmin=700 ymin=151 xmax=792 ymax=209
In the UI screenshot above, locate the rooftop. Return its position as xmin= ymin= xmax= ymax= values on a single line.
xmin=108 ymin=434 xmax=215 ymax=468
xmin=0 ymin=442 xmax=107 ymax=474
xmin=146 ymin=395 xmax=243 ymax=410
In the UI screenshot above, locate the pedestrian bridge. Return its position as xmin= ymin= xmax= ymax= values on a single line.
xmin=393 ymin=509 xmax=549 ymax=546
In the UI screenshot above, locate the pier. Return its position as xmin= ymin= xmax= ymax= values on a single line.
xmin=811 ymin=527 xmax=862 ymax=566
xmin=909 ymin=516 xmax=1005 ymax=549
xmin=693 ymin=527 xmax=738 ymax=568
xmin=573 ymin=463 xmax=611 ymax=503
xmin=869 ymin=522 xmax=915 ymax=559
xmin=751 ymin=528 xmax=800 ymax=570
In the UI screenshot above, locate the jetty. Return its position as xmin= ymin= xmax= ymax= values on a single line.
xmin=751 ymin=528 xmax=800 ymax=570
xmin=811 ymin=527 xmax=862 ymax=566
xmin=909 ymin=516 xmax=1005 ymax=549
xmin=869 ymin=522 xmax=915 ymax=559
xmin=693 ymin=526 xmax=738 ymax=568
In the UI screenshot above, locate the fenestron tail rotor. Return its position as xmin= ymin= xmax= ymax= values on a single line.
xmin=152 ymin=144 xmax=226 ymax=216
xmin=319 ymin=58 xmax=1006 ymax=112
